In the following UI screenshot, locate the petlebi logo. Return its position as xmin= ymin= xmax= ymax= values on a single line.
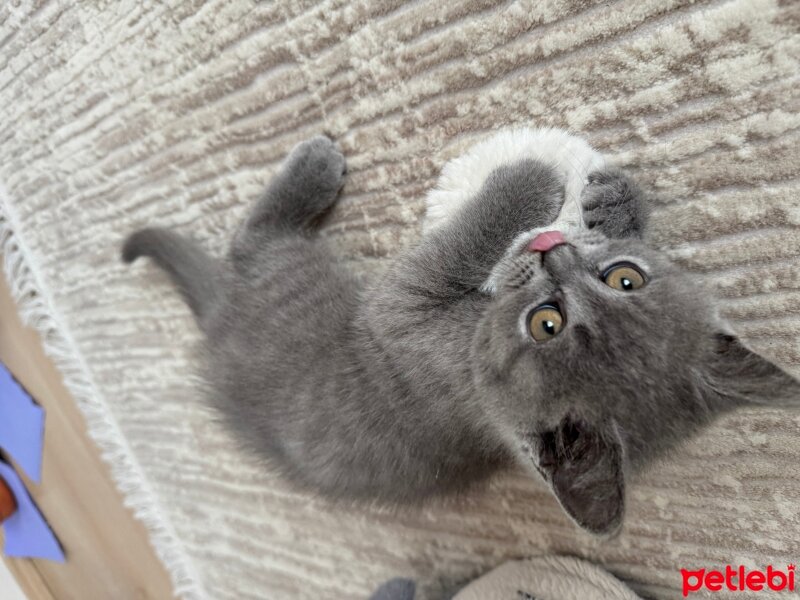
xmin=681 ymin=564 xmax=795 ymax=596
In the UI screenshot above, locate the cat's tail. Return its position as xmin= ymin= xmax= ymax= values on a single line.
xmin=122 ymin=227 xmax=221 ymax=326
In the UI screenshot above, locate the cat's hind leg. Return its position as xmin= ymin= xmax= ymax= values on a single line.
xmin=232 ymin=135 xmax=346 ymax=260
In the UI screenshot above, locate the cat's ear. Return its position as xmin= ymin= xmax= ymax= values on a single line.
xmin=708 ymin=333 xmax=800 ymax=408
xmin=535 ymin=417 xmax=625 ymax=535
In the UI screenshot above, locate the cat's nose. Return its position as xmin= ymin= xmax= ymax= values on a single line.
xmin=527 ymin=230 xmax=566 ymax=253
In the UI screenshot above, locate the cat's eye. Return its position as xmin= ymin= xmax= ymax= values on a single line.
xmin=602 ymin=263 xmax=646 ymax=291
xmin=528 ymin=304 xmax=564 ymax=342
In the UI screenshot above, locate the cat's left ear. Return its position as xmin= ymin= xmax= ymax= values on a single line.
xmin=709 ymin=333 xmax=800 ymax=407
xmin=534 ymin=417 xmax=625 ymax=536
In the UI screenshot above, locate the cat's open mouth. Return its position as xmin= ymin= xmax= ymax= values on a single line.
xmin=512 ymin=227 xmax=574 ymax=258
xmin=526 ymin=230 xmax=568 ymax=254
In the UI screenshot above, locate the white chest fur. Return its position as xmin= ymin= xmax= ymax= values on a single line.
xmin=423 ymin=127 xmax=607 ymax=233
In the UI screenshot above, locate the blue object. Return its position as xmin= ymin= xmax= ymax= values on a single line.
xmin=0 ymin=363 xmax=44 ymax=482
xmin=0 ymin=461 xmax=64 ymax=562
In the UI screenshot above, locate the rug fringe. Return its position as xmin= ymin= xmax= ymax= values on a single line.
xmin=0 ymin=185 xmax=205 ymax=599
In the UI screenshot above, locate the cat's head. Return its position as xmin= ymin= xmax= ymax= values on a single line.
xmin=471 ymin=226 xmax=800 ymax=535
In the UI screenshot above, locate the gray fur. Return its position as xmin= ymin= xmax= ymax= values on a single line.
xmin=122 ymin=227 xmax=222 ymax=323
xmin=369 ymin=578 xmax=416 ymax=600
xmin=123 ymin=135 xmax=800 ymax=535
xmin=581 ymin=169 xmax=648 ymax=239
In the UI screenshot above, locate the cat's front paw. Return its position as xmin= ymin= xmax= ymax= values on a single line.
xmin=423 ymin=128 xmax=606 ymax=234
xmin=285 ymin=135 xmax=347 ymax=195
xmin=581 ymin=168 xmax=647 ymax=239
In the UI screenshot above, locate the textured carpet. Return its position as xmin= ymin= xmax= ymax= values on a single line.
xmin=1 ymin=1 xmax=799 ymax=599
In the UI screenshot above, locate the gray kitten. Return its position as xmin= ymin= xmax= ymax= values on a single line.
xmin=123 ymin=130 xmax=800 ymax=535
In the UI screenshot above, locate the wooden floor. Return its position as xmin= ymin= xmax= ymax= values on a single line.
xmin=0 ymin=265 xmax=174 ymax=600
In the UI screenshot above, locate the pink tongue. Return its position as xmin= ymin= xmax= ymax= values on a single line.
xmin=527 ymin=230 xmax=566 ymax=253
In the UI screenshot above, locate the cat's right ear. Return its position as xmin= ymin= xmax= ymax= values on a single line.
xmin=534 ymin=417 xmax=625 ymax=536
xmin=708 ymin=333 xmax=800 ymax=408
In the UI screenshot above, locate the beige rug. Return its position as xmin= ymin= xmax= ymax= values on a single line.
xmin=1 ymin=1 xmax=799 ymax=598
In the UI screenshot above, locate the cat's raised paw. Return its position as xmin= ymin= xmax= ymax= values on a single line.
xmin=581 ymin=168 xmax=646 ymax=239
xmin=423 ymin=128 xmax=606 ymax=234
xmin=286 ymin=135 xmax=347 ymax=195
